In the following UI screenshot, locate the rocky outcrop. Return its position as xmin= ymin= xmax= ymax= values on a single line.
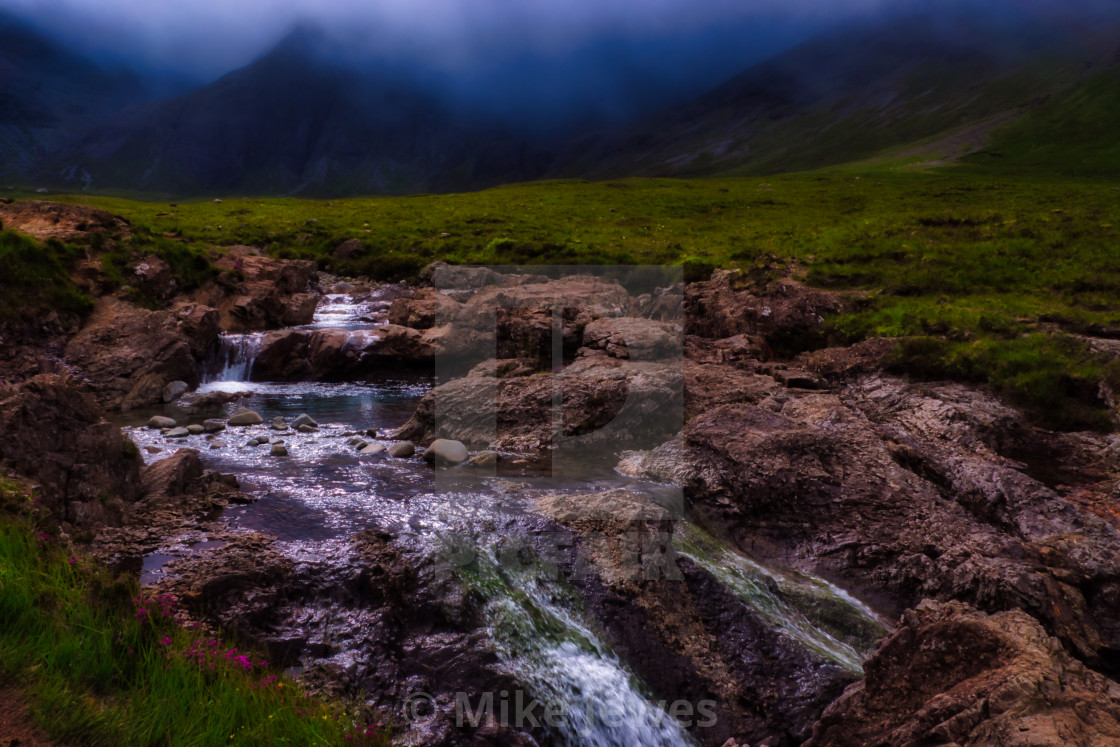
xmin=63 ymin=298 xmax=204 ymax=410
xmin=250 ymin=325 xmax=436 ymax=381
xmin=396 ymin=349 xmax=682 ymax=452
xmin=685 ymin=271 xmax=844 ymax=352
xmin=806 ymin=600 xmax=1120 ymax=747
xmin=0 ymin=374 xmax=142 ymax=527
xmin=0 ymin=200 xmax=129 ymax=241
xmin=623 ymin=374 xmax=1120 ymax=672
xmin=191 ymin=246 xmax=319 ymax=331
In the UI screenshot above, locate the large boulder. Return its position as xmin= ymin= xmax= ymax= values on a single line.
xmin=396 ymin=349 xmax=683 ymax=452
xmin=0 ymin=374 xmax=143 ymax=526
xmin=191 ymin=246 xmax=320 ymax=331
xmin=806 ymin=600 xmax=1120 ymax=747
xmin=250 ymin=326 xmax=436 ymax=381
xmin=63 ymin=298 xmax=200 ymax=411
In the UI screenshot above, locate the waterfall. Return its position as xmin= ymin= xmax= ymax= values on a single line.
xmin=459 ymin=548 xmax=695 ymax=747
xmin=675 ymin=523 xmax=888 ymax=673
xmin=203 ymin=332 xmax=266 ymax=384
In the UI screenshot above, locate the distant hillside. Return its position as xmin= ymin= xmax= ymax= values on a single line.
xmin=0 ymin=11 xmax=141 ymax=182
xmin=43 ymin=28 xmax=551 ymax=196
xmin=548 ymin=5 xmax=1120 ymax=180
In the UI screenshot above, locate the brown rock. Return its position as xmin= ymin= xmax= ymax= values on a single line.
xmin=191 ymin=248 xmax=319 ymax=331
xmin=806 ymin=600 xmax=1120 ymax=747
xmin=64 ymin=298 xmax=199 ymax=410
xmin=0 ymin=374 xmax=142 ymax=525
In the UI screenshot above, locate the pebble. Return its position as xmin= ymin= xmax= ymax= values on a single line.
xmin=387 ymin=441 xmax=415 ymax=458
xmin=270 ymin=444 xmax=288 ymax=457
xmin=202 ymin=419 xmax=226 ymax=433
xmin=166 ymin=427 xmax=190 ymax=438
xmin=186 ymin=424 xmax=204 ymax=435
xmin=292 ymin=413 xmax=318 ymax=428
xmin=228 ymin=408 xmax=264 ymax=426
xmin=147 ymin=416 xmax=177 ymax=429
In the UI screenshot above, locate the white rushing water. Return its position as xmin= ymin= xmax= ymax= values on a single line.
xmin=466 ymin=551 xmax=695 ymax=747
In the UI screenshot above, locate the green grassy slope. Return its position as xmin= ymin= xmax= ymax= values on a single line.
xmin=963 ymin=64 xmax=1120 ymax=178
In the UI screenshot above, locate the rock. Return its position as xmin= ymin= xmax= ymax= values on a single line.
xmin=348 ymin=438 xmax=369 ymax=449
xmin=423 ymin=439 xmax=469 ymax=465
xmin=186 ymin=424 xmax=204 ymax=435
xmin=268 ymin=438 xmax=283 ymax=445
xmin=210 ymin=441 xmax=224 ymax=449
xmin=685 ymin=271 xmax=844 ymax=352
xmin=170 ymin=301 xmax=221 ymax=359
xmin=0 ymin=200 xmax=128 ymax=242
xmin=387 ymin=441 xmax=415 ymax=458
xmin=0 ymin=375 xmax=143 ymax=525
xmin=387 ymin=287 xmax=463 ymax=330
xmin=805 ymin=601 xmax=1120 ymax=747
xmin=359 ymin=444 xmax=386 ymax=455
xmin=227 ymin=408 xmax=264 ymax=426
xmin=468 ymin=450 xmax=498 ymax=467
xmin=64 ymin=298 xmax=200 ymax=411
xmin=166 ymin=427 xmax=190 ymax=438
xmin=270 ymin=444 xmax=288 ymax=457
xmin=271 ymin=417 xmax=287 ymax=430
xmin=191 ymin=248 xmax=320 ymax=332
xmin=141 ymin=448 xmax=204 ymax=498
xmin=201 ymin=419 xmax=226 ymax=433
xmin=144 ymin=445 xmax=161 ymax=454
xmin=251 ymin=326 xmax=436 ymax=381
xmin=162 ymin=381 xmax=189 ymax=403
xmin=333 ymin=238 xmax=368 ymax=261
xmin=147 ymin=415 xmax=178 ymax=429
xmin=581 ymin=317 xmax=681 ymax=360
xmin=291 ymin=413 xmax=318 ymax=428
xmin=396 ymin=351 xmax=683 ymax=452
xmin=297 ymin=424 xmax=316 ymax=433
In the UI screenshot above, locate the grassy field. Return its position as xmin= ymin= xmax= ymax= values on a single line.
xmin=7 ymin=167 xmax=1120 ymax=427
xmin=0 ymin=475 xmax=390 ymax=746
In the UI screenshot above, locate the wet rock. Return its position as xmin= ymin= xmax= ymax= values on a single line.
xmin=359 ymin=443 xmax=386 ymax=455
xmin=227 ymin=408 xmax=264 ymax=426
xmin=64 ymin=298 xmax=200 ymax=411
xmin=0 ymin=374 xmax=142 ymax=525
xmin=297 ymin=424 xmax=317 ymax=433
xmin=387 ymin=441 xmax=415 ymax=458
xmin=291 ymin=413 xmax=318 ymax=428
xmin=348 ymin=438 xmax=369 ymax=449
xmin=185 ymin=424 xmax=204 ymax=435
xmin=805 ymin=600 xmax=1120 ymax=747
xmin=468 ymin=450 xmax=498 ymax=467
xmin=166 ymin=427 xmax=190 ymax=438
xmin=251 ymin=326 xmax=436 ymax=381
xmin=423 ymin=439 xmax=468 ymax=465
xmin=210 ymin=441 xmax=224 ymax=449
xmin=271 ymin=417 xmax=287 ymax=431
xmin=142 ymin=449 xmax=204 ymax=498
xmin=270 ymin=444 xmax=288 ymax=457
xmin=162 ymin=380 xmax=190 ymax=403
xmin=147 ymin=415 xmax=178 ymax=429
xmin=144 ymin=445 xmax=161 ymax=454
xmin=201 ymin=419 xmax=226 ymax=433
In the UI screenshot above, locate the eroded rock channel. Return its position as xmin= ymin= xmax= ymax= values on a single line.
xmin=4 ymin=236 xmax=1120 ymax=746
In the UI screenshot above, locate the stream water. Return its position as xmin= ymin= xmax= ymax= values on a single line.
xmin=119 ymin=291 xmax=888 ymax=746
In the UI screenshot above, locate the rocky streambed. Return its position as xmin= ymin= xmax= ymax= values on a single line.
xmin=4 ymin=221 xmax=1120 ymax=745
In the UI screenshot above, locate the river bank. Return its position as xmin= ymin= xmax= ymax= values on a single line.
xmin=3 ymin=200 xmax=1120 ymax=745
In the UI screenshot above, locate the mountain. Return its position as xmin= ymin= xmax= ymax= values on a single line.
xmin=44 ymin=28 xmax=551 ymax=196
xmin=0 ymin=10 xmax=142 ymax=182
xmin=547 ymin=3 xmax=1120 ymax=179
